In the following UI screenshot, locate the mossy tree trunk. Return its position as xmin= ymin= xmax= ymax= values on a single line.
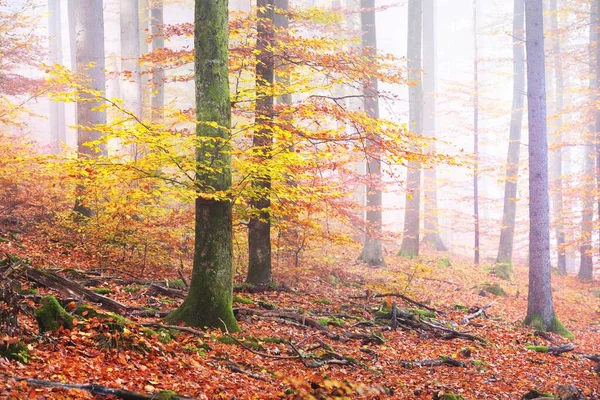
xmin=247 ymin=0 xmax=275 ymax=285
xmin=524 ymin=0 xmax=559 ymax=332
xmin=496 ymin=0 xmax=524 ymax=266
xmin=399 ymin=0 xmax=422 ymax=259
xmin=422 ymin=0 xmax=447 ymax=252
xmin=165 ymin=0 xmax=240 ymax=333
xmin=358 ymin=0 xmax=385 ymax=266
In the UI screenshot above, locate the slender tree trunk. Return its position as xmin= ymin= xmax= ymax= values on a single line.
xmin=496 ymin=0 xmax=525 ymax=267
xmin=597 ymin=0 xmax=600 ymax=266
xmin=151 ymin=0 xmax=164 ymax=121
xmin=579 ymin=0 xmax=597 ymax=280
xmin=247 ymin=0 xmax=275 ymax=284
xmin=524 ymin=0 xmax=559 ymax=332
xmin=549 ymin=0 xmax=567 ymax=275
xmin=165 ymin=0 xmax=240 ymax=333
xmin=472 ymin=0 xmax=480 ymax=265
xmin=359 ymin=0 xmax=385 ymax=265
xmin=139 ymin=0 xmax=149 ymax=118
xmin=48 ymin=0 xmax=66 ymax=154
xmin=399 ymin=0 xmax=422 ymax=258
xmin=68 ymin=0 xmax=76 ymax=72
xmin=422 ymin=0 xmax=447 ymax=252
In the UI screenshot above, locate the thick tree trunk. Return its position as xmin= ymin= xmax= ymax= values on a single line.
xmin=359 ymin=0 xmax=385 ymax=266
xmin=399 ymin=0 xmax=422 ymax=259
xmin=549 ymin=0 xmax=567 ymax=275
xmin=165 ymin=0 xmax=240 ymax=333
xmin=496 ymin=0 xmax=525 ymax=266
xmin=579 ymin=0 xmax=597 ymax=280
xmin=524 ymin=0 xmax=558 ymax=332
xmin=48 ymin=0 xmax=66 ymax=154
xmin=74 ymin=0 xmax=107 ymax=217
xmin=472 ymin=0 xmax=480 ymax=265
xmin=247 ymin=0 xmax=275 ymax=284
xmin=151 ymin=0 xmax=164 ymax=121
xmin=421 ymin=0 xmax=447 ymax=252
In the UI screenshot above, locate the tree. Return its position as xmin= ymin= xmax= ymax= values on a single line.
xmin=472 ymin=0 xmax=480 ymax=265
xmin=48 ymin=0 xmax=66 ymax=154
xmin=73 ymin=0 xmax=107 ymax=217
xmin=496 ymin=0 xmax=525 ymax=267
xmin=165 ymin=0 xmax=240 ymax=332
xmin=247 ymin=0 xmax=275 ymax=285
xmin=151 ymin=0 xmax=164 ymax=121
xmin=120 ymin=0 xmax=142 ymax=120
xmin=549 ymin=0 xmax=567 ymax=275
xmin=579 ymin=0 xmax=597 ymax=280
xmin=523 ymin=0 xmax=567 ymax=335
xmin=399 ymin=0 xmax=422 ymax=258
xmin=421 ymin=0 xmax=447 ymax=252
xmin=359 ymin=0 xmax=385 ymax=266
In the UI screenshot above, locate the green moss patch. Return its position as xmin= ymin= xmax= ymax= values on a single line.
xmin=0 ymin=341 xmax=30 ymax=363
xmin=35 ymin=295 xmax=74 ymax=332
xmin=492 ymin=263 xmax=513 ymax=280
xmin=232 ymin=295 xmax=254 ymax=305
xmin=92 ymin=287 xmax=112 ymax=295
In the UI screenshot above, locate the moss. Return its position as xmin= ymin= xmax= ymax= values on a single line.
xmin=409 ymin=308 xmax=435 ymax=319
xmin=437 ymin=257 xmax=452 ymax=268
xmin=164 ymin=279 xmax=186 ymax=290
xmin=261 ymin=336 xmax=285 ymax=344
xmin=0 ymin=341 xmax=30 ymax=363
xmin=480 ymin=283 xmax=506 ymax=297
xmin=317 ymin=316 xmax=345 ymax=327
xmin=216 ymin=335 xmax=237 ymax=345
xmin=74 ymin=305 xmax=101 ymax=319
xmin=92 ymin=287 xmax=112 ymax=295
xmin=471 ymin=360 xmax=487 ymax=369
xmin=437 ymin=395 xmax=465 ymax=400
xmin=454 ymin=304 xmax=469 ymax=312
xmin=124 ymin=284 xmax=143 ymax=293
xmin=18 ymin=287 xmax=38 ymax=295
xmin=525 ymin=345 xmax=548 ymax=353
xmin=493 ymin=263 xmax=513 ymax=280
xmin=524 ymin=314 xmax=574 ymax=339
xmin=522 ymin=390 xmax=557 ymax=399
xmin=232 ymin=295 xmax=254 ymax=305
xmin=157 ymin=390 xmax=178 ymax=400
xmin=315 ymin=298 xmax=332 ymax=305
xmin=35 ymin=295 xmax=74 ymax=332
xmin=590 ymin=288 xmax=600 ymax=298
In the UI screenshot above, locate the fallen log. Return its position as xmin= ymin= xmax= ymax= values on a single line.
xmin=462 ymin=302 xmax=494 ymax=325
xmin=400 ymin=357 xmax=465 ymax=368
xmin=0 ymin=373 xmax=195 ymax=400
xmin=146 ymin=283 xmax=186 ymax=299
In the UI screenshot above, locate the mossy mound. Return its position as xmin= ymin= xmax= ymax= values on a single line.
xmin=0 ymin=341 xmax=30 ymax=363
xmin=478 ymin=283 xmax=506 ymax=297
xmin=35 ymin=295 xmax=74 ymax=332
xmin=492 ymin=263 xmax=513 ymax=280
xmin=524 ymin=315 xmax=574 ymax=339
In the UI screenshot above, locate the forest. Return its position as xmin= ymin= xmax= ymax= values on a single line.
xmin=0 ymin=0 xmax=599 ymax=398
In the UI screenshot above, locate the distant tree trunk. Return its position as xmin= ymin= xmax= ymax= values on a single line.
xmin=421 ymin=0 xmax=447 ymax=252
xmin=274 ymin=0 xmax=290 ymax=107
xmin=579 ymin=0 xmax=597 ymax=280
xmin=139 ymin=0 xmax=149 ymax=118
xmin=247 ymin=0 xmax=275 ymax=285
xmin=597 ymin=0 xmax=600 ymax=265
xmin=472 ymin=0 xmax=480 ymax=265
xmin=399 ymin=0 xmax=422 ymax=258
xmin=121 ymin=0 xmax=142 ymax=157
xmin=165 ymin=0 xmax=240 ymax=333
xmin=48 ymin=0 xmax=66 ymax=154
xmin=151 ymin=0 xmax=164 ymax=121
xmin=496 ymin=0 xmax=525 ymax=266
xmin=550 ymin=0 xmax=567 ymax=275
xmin=73 ymin=0 xmax=107 ymax=217
xmin=524 ymin=0 xmax=559 ymax=332
xmin=68 ymin=0 xmax=76 ymax=72
xmin=359 ymin=0 xmax=385 ymax=266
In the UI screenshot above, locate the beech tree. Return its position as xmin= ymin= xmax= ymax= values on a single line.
xmin=151 ymin=0 xmax=164 ymax=120
xmin=120 ymin=0 xmax=142 ymax=121
xmin=496 ymin=0 xmax=525 ymax=268
xmin=422 ymin=0 xmax=447 ymax=251
xmin=48 ymin=0 xmax=66 ymax=154
xmin=247 ymin=0 xmax=275 ymax=284
xmin=165 ymin=0 xmax=240 ymax=332
xmin=399 ymin=0 xmax=422 ymax=258
xmin=523 ymin=0 xmax=567 ymax=335
xmin=472 ymin=0 xmax=480 ymax=265
xmin=359 ymin=0 xmax=385 ymax=266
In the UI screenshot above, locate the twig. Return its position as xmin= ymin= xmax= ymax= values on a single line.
xmin=224 ymin=334 xmax=299 ymax=360
xmin=462 ymin=302 xmax=495 ymax=325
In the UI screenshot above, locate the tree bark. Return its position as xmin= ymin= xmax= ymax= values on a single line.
xmin=165 ymin=0 xmax=240 ymax=333
xmin=121 ymin=0 xmax=142 ymax=157
xmin=524 ymin=0 xmax=557 ymax=331
xmin=496 ymin=0 xmax=525 ymax=266
xmin=139 ymin=0 xmax=149 ymax=117
xmin=48 ymin=0 xmax=66 ymax=154
xmin=359 ymin=0 xmax=385 ymax=265
xmin=247 ymin=0 xmax=275 ymax=284
xmin=472 ymin=0 xmax=480 ymax=265
xmin=549 ymin=0 xmax=567 ymax=275
xmin=579 ymin=0 xmax=597 ymax=280
xmin=399 ymin=0 xmax=422 ymax=259
xmin=151 ymin=0 xmax=164 ymax=121
xmin=421 ymin=0 xmax=447 ymax=252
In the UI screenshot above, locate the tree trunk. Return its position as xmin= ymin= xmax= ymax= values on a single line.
xmin=579 ymin=0 xmax=597 ymax=280
xmin=421 ymin=0 xmax=447 ymax=252
xmin=549 ymin=0 xmax=567 ymax=275
xmin=496 ymin=0 xmax=525 ymax=266
xmin=151 ymin=0 xmax=164 ymax=121
xmin=524 ymin=0 xmax=558 ymax=332
xmin=165 ymin=0 xmax=240 ymax=333
xmin=48 ymin=0 xmax=66 ymax=154
xmin=247 ymin=0 xmax=275 ymax=285
xmin=399 ymin=0 xmax=422 ymax=259
xmin=68 ymin=0 xmax=76 ymax=72
xmin=359 ymin=0 xmax=385 ymax=266
xmin=139 ymin=0 xmax=149 ymax=119
xmin=472 ymin=0 xmax=480 ymax=265
xmin=121 ymin=0 xmax=142 ymax=157
xmin=74 ymin=0 xmax=107 ymax=217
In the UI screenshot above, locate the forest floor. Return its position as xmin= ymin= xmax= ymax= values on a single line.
xmin=0 ymin=232 xmax=599 ymax=399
